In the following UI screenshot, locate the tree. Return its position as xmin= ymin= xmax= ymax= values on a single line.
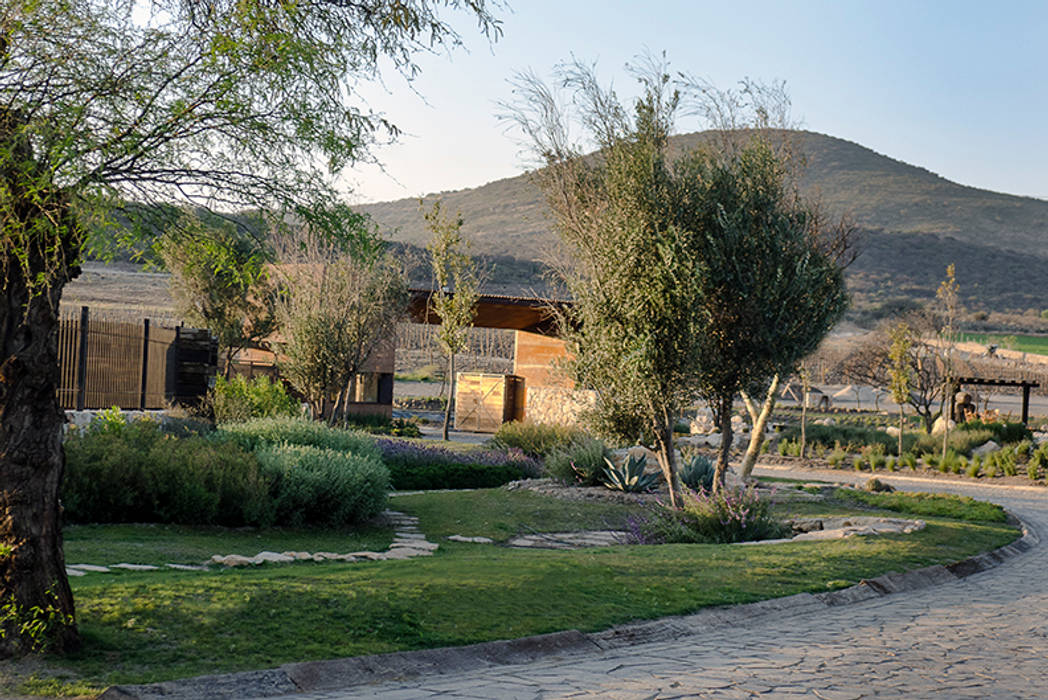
xmin=937 ymin=264 xmax=960 ymax=460
xmin=272 ymin=216 xmax=407 ymax=423
xmin=503 ymin=56 xmax=847 ymax=501
xmin=888 ymin=322 xmax=913 ymax=458
xmin=0 ymin=0 xmax=499 ymax=655
xmin=157 ymin=215 xmax=277 ymax=379
xmin=425 ymin=201 xmax=481 ymax=441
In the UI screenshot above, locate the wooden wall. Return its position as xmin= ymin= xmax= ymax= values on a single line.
xmin=513 ymin=331 xmax=572 ymax=389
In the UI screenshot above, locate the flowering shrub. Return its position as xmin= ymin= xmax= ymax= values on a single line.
xmin=628 ymin=486 xmax=788 ymax=544
xmin=375 ymin=438 xmax=542 ymax=490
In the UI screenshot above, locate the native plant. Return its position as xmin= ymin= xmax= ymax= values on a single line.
xmin=425 ymin=201 xmax=482 ymax=440
xmin=503 ymin=56 xmax=847 ymax=502
xmin=601 ymin=454 xmax=660 ymax=493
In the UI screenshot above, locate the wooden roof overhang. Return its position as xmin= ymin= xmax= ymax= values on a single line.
xmin=407 ymin=289 xmax=569 ymax=336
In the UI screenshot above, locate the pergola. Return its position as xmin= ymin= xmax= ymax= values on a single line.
xmin=951 ymin=377 xmax=1040 ymax=425
xmin=406 ymin=289 xmax=568 ymax=335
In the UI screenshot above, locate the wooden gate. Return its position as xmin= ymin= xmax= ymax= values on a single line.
xmin=454 ymin=373 xmax=525 ymax=433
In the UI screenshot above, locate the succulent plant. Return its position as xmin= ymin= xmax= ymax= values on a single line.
xmin=601 ymin=454 xmax=660 ymax=493
xmin=679 ymin=454 xmax=715 ymax=491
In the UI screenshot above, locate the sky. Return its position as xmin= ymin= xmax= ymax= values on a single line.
xmin=342 ymin=0 xmax=1048 ymax=204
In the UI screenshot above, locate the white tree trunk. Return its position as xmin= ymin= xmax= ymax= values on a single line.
xmin=739 ymin=374 xmax=781 ymax=480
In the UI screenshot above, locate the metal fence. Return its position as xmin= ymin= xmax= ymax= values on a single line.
xmin=57 ymin=306 xmax=215 ymax=410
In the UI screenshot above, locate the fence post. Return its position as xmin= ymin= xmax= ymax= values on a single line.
xmin=75 ymin=305 xmax=89 ymax=411
xmin=139 ymin=318 xmax=150 ymax=410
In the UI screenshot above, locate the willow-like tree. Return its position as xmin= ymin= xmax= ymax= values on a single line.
xmin=425 ymin=201 xmax=481 ymax=440
xmin=503 ymin=56 xmax=847 ymax=500
xmin=158 ymin=216 xmax=277 ymax=379
xmin=0 ymin=0 xmax=499 ymax=656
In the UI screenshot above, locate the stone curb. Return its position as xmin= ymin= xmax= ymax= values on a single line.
xmin=754 ymin=462 xmax=1048 ymax=493
xmin=98 ymin=509 xmax=1037 ymax=700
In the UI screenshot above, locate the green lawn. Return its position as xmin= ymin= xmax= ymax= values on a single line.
xmin=960 ymin=332 xmax=1048 ymax=357
xmin=64 ymin=524 xmax=394 ymax=567
xmin=6 ymin=487 xmax=1020 ymax=697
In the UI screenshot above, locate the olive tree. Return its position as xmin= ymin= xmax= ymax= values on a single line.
xmin=0 ymin=0 xmax=499 ymax=655
xmin=504 ymin=57 xmax=847 ymax=500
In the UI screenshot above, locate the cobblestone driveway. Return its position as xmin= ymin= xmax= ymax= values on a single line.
xmin=277 ymin=468 xmax=1048 ymax=699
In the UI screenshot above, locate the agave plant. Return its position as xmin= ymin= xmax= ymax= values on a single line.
xmin=601 ymin=454 xmax=660 ymax=493
xmin=679 ymin=454 xmax=715 ymax=491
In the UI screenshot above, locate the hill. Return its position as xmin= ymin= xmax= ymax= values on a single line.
xmin=357 ymin=130 xmax=1048 ymax=314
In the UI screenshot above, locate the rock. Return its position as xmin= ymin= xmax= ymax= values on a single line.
xmin=972 ymin=440 xmax=1000 ymax=457
xmin=705 ymin=433 xmax=722 ymax=449
xmin=65 ymin=568 xmax=87 ymax=577
xmin=447 ymin=535 xmax=494 ymax=544
xmin=166 ymin=563 xmax=209 ymax=571
xmin=252 ymin=551 xmax=295 ymax=564
xmin=931 ymin=416 xmax=956 ymax=435
xmin=885 ymin=426 xmax=900 ymax=437
xmin=110 ymin=563 xmax=160 ymax=571
xmin=211 ymin=554 xmax=254 ymax=567
xmin=689 ymin=412 xmax=716 ymax=434
xmin=863 ymin=478 xmax=894 ymax=493
xmin=66 ymin=564 xmax=110 ymax=573
xmin=724 ymin=467 xmax=747 ymax=490
xmin=392 ymin=540 xmax=439 ymax=551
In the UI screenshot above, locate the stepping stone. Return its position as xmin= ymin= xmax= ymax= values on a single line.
xmin=251 ymin=551 xmax=295 ymax=564
xmin=67 ymin=564 xmax=110 ymax=573
xmin=166 ymin=563 xmax=209 ymax=571
xmin=66 ymin=568 xmax=87 ymax=577
xmin=346 ymin=551 xmax=385 ymax=560
xmin=111 ymin=563 xmax=160 ymax=571
xmin=211 ymin=554 xmax=254 ymax=567
xmin=447 ymin=535 xmax=494 ymax=544
xmin=391 ymin=540 xmax=439 ymax=551
xmin=282 ymin=551 xmax=315 ymax=561
xmin=395 ymin=532 xmax=427 ymax=539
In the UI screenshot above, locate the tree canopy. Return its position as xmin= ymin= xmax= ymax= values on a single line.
xmin=504 ymin=56 xmax=847 ymax=499
xmin=0 ymin=0 xmax=499 ymax=656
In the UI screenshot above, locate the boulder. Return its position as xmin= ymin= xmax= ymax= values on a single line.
xmin=884 ymin=426 xmax=900 ymax=437
xmin=971 ymin=440 xmax=1000 ymax=457
xmin=931 ymin=416 xmax=956 ymax=435
xmin=689 ymin=412 xmax=716 ymax=434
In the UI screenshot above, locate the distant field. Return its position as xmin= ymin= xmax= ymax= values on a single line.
xmin=961 ymin=332 xmax=1048 ymax=357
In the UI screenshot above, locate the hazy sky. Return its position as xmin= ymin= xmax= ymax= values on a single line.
xmin=342 ymin=0 xmax=1047 ymax=204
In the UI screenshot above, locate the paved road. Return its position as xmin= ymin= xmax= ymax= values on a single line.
xmin=273 ymin=468 xmax=1047 ymax=699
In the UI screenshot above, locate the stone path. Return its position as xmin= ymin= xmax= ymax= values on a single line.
xmin=66 ymin=510 xmax=437 ymax=577
xmin=267 ymin=467 xmax=1048 ymax=699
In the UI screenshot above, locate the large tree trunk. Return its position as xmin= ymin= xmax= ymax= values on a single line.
xmin=0 ymin=253 xmax=80 ymax=656
xmin=712 ymin=394 xmax=734 ymax=494
xmin=739 ymin=374 xmax=780 ymax=480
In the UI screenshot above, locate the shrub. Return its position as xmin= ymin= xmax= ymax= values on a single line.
xmin=900 ymin=452 xmax=918 ymax=470
xmin=827 ymin=445 xmax=847 ymax=468
xmin=631 ymin=487 xmax=789 ymax=544
xmin=679 ymin=454 xmax=715 ymax=491
xmin=209 ymin=375 xmax=301 ymax=424
xmin=490 ymin=420 xmax=584 ymax=458
xmin=375 ymin=438 xmax=541 ymax=490
xmin=544 ymin=436 xmax=607 ymax=486
xmin=218 ymin=417 xmax=378 ymax=458
xmin=913 ymin=429 xmax=995 ymax=457
xmin=64 ymin=419 xmax=270 ymax=526
xmin=779 ymin=423 xmax=913 ymax=456
xmin=254 ymin=444 xmax=388 ymax=526
xmin=341 ymin=414 xmax=422 ymax=438
xmin=957 ymin=419 xmax=1033 ymax=445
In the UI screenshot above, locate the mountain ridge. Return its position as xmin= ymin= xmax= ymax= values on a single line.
xmin=357 ymin=130 xmax=1048 ymax=313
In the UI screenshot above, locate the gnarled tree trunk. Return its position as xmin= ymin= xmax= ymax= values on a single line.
xmin=739 ymin=374 xmax=781 ymax=481
xmin=712 ymin=394 xmax=734 ymax=494
xmin=0 ymin=245 xmax=79 ymax=656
